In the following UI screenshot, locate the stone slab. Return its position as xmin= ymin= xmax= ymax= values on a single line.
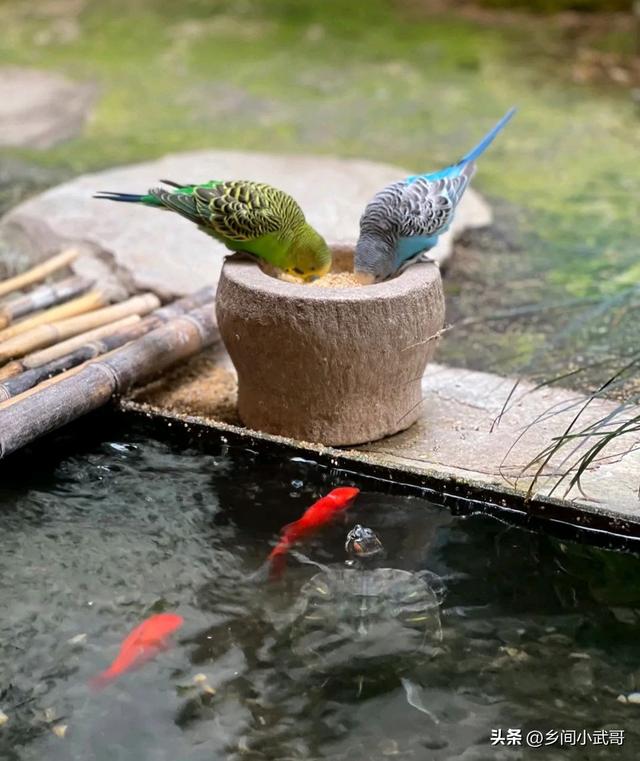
xmin=0 ymin=67 xmax=96 ymax=149
xmin=0 ymin=151 xmax=490 ymax=300
xmin=123 ymin=354 xmax=640 ymax=528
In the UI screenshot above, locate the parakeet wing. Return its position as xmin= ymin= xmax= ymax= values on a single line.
xmin=195 ymin=183 xmax=285 ymax=242
xmin=399 ymin=172 xmax=471 ymax=238
xmin=149 ymin=187 xmax=204 ymax=225
xmin=150 ymin=181 xmax=305 ymax=243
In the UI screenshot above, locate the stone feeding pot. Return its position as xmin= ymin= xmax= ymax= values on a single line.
xmin=215 ymin=247 xmax=445 ymax=446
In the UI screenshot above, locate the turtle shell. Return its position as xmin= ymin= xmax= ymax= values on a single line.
xmin=290 ymin=567 xmax=443 ymax=674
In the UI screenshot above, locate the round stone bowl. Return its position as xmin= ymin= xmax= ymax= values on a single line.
xmin=215 ymin=247 xmax=445 ymax=446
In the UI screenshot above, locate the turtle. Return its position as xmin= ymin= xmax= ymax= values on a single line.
xmin=287 ymin=524 xmax=445 ymax=703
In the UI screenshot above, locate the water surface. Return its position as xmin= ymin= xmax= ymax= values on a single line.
xmin=1 ymin=422 xmax=640 ymax=759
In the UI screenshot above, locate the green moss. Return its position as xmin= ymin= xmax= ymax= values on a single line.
xmin=0 ymin=0 xmax=637 ymax=381
xmin=478 ymin=0 xmax=630 ymax=9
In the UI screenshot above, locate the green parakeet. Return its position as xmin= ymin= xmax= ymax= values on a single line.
xmin=95 ymin=179 xmax=331 ymax=281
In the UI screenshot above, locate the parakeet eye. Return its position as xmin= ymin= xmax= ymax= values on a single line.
xmin=292 ymin=267 xmax=303 ymax=275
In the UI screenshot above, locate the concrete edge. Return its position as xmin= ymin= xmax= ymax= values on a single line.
xmin=117 ymin=399 xmax=640 ymax=547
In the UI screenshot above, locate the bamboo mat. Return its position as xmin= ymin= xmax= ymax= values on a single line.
xmin=0 ymin=249 xmax=218 ymax=458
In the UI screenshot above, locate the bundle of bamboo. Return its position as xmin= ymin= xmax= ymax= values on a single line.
xmin=0 ymin=275 xmax=93 ymax=329
xmin=0 ymin=249 xmax=218 ymax=458
xmin=0 ymin=248 xmax=81 ymax=299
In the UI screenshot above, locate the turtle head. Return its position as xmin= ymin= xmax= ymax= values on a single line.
xmin=345 ymin=525 xmax=384 ymax=561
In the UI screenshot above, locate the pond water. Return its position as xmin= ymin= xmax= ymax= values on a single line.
xmin=2 ymin=420 xmax=640 ymax=760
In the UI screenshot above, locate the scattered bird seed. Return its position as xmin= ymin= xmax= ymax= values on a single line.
xmin=501 ymin=646 xmax=529 ymax=662
xmin=309 ymin=272 xmax=363 ymax=288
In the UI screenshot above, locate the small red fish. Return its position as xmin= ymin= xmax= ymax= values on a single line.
xmin=268 ymin=487 xmax=360 ymax=579
xmin=89 ymin=612 xmax=184 ymax=690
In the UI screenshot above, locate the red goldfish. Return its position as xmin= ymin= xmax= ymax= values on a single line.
xmin=89 ymin=612 xmax=184 ymax=690
xmin=268 ymin=487 xmax=360 ymax=579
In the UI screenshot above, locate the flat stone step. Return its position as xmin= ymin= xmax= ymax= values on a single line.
xmin=122 ymin=349 xmax=640 ymax=533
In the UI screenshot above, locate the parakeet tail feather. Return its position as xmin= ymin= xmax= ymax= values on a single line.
xmin=420 ymin=107 xmax=516 ymax=182
xmin=457 ymin=107 xmax=516 ymax=167
xmin=93 ymin=191 xmax=162 ymax=205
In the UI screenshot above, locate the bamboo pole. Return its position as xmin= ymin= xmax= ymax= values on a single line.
xmin=150 ymin=285 xmax=215 ymax=322
xmin=0 ymin=304 xmax=217 ymax=458
xmin=0 ymin=290 xmax=107 ymax=343
xmin=0 ymin=248 xmax=81 ymax=299
xmin=0 ymin=276 xmax=94 ymax=330
xmin=0 ymin=362 xmax=22 ymax=381
xmin=0 ymin=293 xmax=160 ymax=364
xmin=0 ymin=319 xmax=160 ymax=401
xmin=8 ymin=316 xmax=141 ymax=376
xmin=0 ymin=286 xmax=215 ymax=381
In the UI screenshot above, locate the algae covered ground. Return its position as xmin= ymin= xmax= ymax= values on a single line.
xmin=0 ymin=0 xmax=638 ymax=386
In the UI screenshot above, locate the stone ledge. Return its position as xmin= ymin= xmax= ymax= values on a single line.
xmin=123 ymin=351 xmax=640 ymax=527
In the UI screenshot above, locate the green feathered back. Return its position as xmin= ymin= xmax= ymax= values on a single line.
xmin=142 ymin=179 xmax=330 ymax=278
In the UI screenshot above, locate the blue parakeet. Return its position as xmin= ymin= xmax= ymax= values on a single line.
xmin=354 ymin=108 xmax=516 ymax=282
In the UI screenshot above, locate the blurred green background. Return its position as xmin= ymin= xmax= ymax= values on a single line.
xmin=0 ymin=0 xmax=638 ymax=389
